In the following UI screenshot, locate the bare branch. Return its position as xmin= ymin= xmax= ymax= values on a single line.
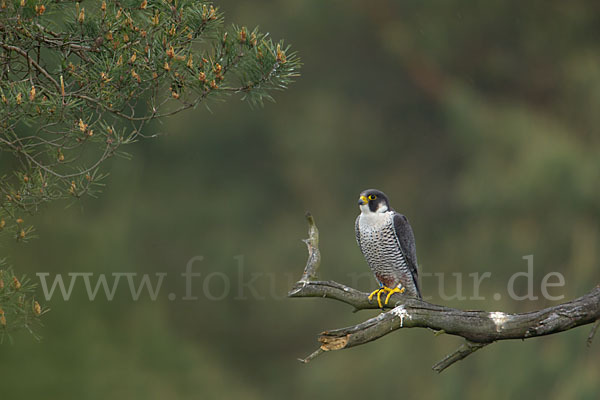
xmin=432 ymin=341 xmax=489 ymax=373
xmin=290 ymin=214 xmax=600 ymax=372
xmin=297 ymin=347 xmax=325 ymax=364
xmin=298 ymin=212 xmax=320 ymax=282
xmin=587 ymin=319 xmax=600 ymax=347
xmin=289 ymin=280 xmax=375 ymax=310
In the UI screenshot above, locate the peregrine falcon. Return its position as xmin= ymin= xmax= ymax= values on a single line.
xmin=355 ymin=189 xmax=421 ymax=308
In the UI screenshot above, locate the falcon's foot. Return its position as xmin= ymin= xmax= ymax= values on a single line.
xmin=368 ymin=285 xmax=406 ymax=308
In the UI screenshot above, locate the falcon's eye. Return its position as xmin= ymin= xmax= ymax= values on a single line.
xmin=368 ymin=194 xmax=377 ymax=201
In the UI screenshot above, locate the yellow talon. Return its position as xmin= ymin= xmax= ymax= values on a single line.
xmin=377 ymin=289 xmax=384 ymax=308
xmin=384 ymin=286 xmax=405 ymax=305
xmin=368 ymin=288 xmax=386 ymax=308
xmin=368 ymin=289 xmax=380 ymax=301
xmin=368 ymin=285 xmax=406 ymax=308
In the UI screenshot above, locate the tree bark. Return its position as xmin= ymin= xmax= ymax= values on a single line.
xmin=289 ymin=213 xmax=600 ymax=372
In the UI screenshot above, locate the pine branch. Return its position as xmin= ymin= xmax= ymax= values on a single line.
xmin=0 ymin=1 xmax=299 ymax=339
xmin=289 ymin=214 xmax=600 ymax=372
xmin=0 ymin=264 xmax=48 ymax=343
xmin=0 ymin=0 xmax=300 ymax=240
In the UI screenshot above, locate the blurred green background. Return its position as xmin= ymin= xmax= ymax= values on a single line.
xmin=2 ymin=0 xmax=600 ymax=398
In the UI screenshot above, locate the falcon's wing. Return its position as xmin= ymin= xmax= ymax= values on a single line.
xmin=392 ymin=212 xmax=421 ymax=298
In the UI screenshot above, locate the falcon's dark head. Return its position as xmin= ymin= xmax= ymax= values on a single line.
xmin=358 ymin=189 xmax=390 ymax=214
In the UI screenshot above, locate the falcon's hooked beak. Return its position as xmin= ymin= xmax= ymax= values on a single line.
xmin=358 ymin=195 xmax=368 ymax=206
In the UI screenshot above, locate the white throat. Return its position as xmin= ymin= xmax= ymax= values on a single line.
xmin=359 ymin=206 xmax=391 ymax=228
xmin=359 ymin=204 xmax=388 ymax=214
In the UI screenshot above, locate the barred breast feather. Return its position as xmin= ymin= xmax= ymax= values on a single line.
xmin=355 ymin=211 xmax=421 ymax=298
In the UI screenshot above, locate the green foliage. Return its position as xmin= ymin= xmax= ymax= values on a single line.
xmin=0 ymin=0 xmax=299 ymax=341
xmin=0 ymin=261 xmax=48 ymax=343
xmin=0 ymin=0 xmax=300 ymax=240
xmin=0 ymin=1 xmax=599 ymax=398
